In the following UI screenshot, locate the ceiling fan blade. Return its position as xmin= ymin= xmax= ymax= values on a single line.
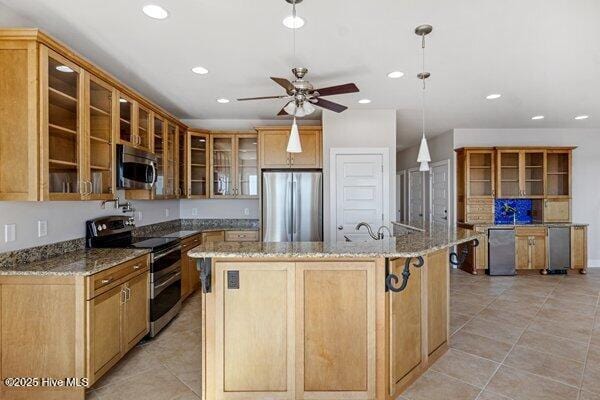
xmin=277 ymin=102 xmax=292 ymax=116
xmin=313 ymin=98 xmax=348 ymax=113
xmin=271 ymin=77 xmax=295 ymax=93
xmin=237 ymin=95 xmax=289 ymax=101
xmin=314 ymin=83 xmax=359 ymax=97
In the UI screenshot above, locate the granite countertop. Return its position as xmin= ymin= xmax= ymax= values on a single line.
xmin=188 ymin=227 xmax=483 ymax=259
xmin=468 ymin=222 xmax=588 ymax=229
xmin=0 ymin=248 xmax=150 ymax=276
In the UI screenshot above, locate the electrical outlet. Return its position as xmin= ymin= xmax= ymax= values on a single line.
xmin=243 ymin=208 xmax=250 ymax=216
xmin=137 ymin=211 xmax=143 ymax=221
xmin=165 ymin=208 xmax=170 ymax=217
xmin=38 ymin=220 xmax=48 ymax=237
xmin=192 ymin=208 xmax=198 ymax=216
xmin=4 ymin=224 xmax=15 ymax=242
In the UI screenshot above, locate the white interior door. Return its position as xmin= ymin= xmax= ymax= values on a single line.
xmin=430 ymin=161 xmax=450 ymax=229
xmin=396 ymin=171 xmax=405 ymax=221
xmin=408 ymin=168 xmax=424 ymax=229
xmin=334 ymin=153 xmax=384 ymax=242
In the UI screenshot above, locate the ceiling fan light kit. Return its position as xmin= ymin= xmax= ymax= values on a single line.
xmin=415 ymin=24 xmax=433 ymax=171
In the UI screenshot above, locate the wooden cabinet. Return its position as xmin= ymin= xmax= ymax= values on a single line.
xmin=225 ymin=230 xmax=259 ymax=242
xmin=123 ymin=272 xmax=150 ymax=351
xmin=215 ymin=262 xmax=295 ymax=397
xmin=427 ymin=249 xmax=449 ymax=355
xmin=258 ymin=126 xmax=322 ymax=169
xmin=177 ymin=127 xmax=188 ymax=198
xmin=544 ymin=198 xmax=570 ymax=222
xmin=389 ymin=258 xmax=422 ymax=386
xmin=496 ymin=149 xmax=522 ymax=198
xmin=0 ymin=29 xmax=187 ymax=202
xmin=515 ymin=227 xmax=547 ymax=270
xmin=571 ymin=226 xmax=588 ymax=271
xmin=89 ymin=285 xmax=123 ymax=379
xmin=202 ymin=230 xmax=225 ymax=243
xmin=456 ymin=148 xmax=495 ymax=223
xmin=187 ymin=130 xmax=210 ymax=198
xmin=165 ymin=122 xmax=177 ymax=198
xmin=181 ymin=233 xmax=202 ymax=300
xmin=210 ymin=132 xmax=258 ymax=199
xmin=546 ymin=150 xmax=571 ymax=197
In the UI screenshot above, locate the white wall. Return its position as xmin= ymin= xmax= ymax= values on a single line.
xmin=322 ymin=110 xmax=397 ymax=241
xmin=454 ymin=128 xmax=600 ymax=265
xmin=396 ymin=131 xmax=456 ymax=226
xmin=0 ymin=197 xmax=179 ymax=252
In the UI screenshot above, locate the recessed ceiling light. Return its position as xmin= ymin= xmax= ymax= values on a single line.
xmin=216 ymin=98 xmax=230 ymax=104
xmin=358 ymin=99 xmax=371 ymax=104
xmin=282 ymin=15 xmax=305 ymax=29
xmin=191 ymin=66 xmax=209 ymax=75
xmin=119 ymin=98 xmax=127 ymax=103
xmin=56 ymin=65 xmax=73 ymax=73
xmin=531 ymin=115 xmax=545 ymax=120
xmin=574 ymin=115 xmax=589 ymax=120
xmin=486 ymin=94 xmax=501 ymax=100
xmin=387 ymin=71 xmax=404 ymax=79
xmin=142 ymin=4 xmax=169 ymax=20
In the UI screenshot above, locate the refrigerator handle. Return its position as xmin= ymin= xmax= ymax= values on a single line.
xmin=285 ymin=179 xmax=293 ymax=241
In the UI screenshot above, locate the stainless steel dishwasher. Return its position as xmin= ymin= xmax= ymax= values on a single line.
xmin=548 ymin=227 xmax=570 ymax=273
xmin=488 ymin=228 xmax=516 ymax=276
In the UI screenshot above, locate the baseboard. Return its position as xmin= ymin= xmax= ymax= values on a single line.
xmin=588 ymin=259 xmax=600 ymax=268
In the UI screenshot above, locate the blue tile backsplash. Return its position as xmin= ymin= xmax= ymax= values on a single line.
xmin=494 ymin=199 xmax=533 ymax=224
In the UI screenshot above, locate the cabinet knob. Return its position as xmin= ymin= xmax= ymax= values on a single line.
xmin=133 ymin=265 xmax=140 ymax=270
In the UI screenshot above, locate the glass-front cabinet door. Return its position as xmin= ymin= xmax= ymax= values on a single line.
xmin=137 ymin=106 xmax=151 ymax=151
xmin=166 ymin=122 xmax=177 ymax=198
xmin=118 ymin=94 xmax=134 ymax=145
xmin=466 ymin=150 xmax=494 ymax=198
xmin=178 ymin=128 xmax=188 ymax=198
xmin=210 ymin=135 xmax=235 ymax=198
xmin=189 ymin=131 xmax=209 ymax=198
xmin=86 ymin=75 xmax=115 ymax=199
xmin=523 ymin=150 xmax=545 ymax=198
xmin=44 ymin=48 xmax=84 ymax=200
xmin=236 ymin=135 xmax=258 ymax=198
xmin=497 ymin=150 xmax=521 ymax=198
xmin=546 ymin=150 xmax=570 ymax=197
xmin=153 ymin=116 xmax=165 ymax=197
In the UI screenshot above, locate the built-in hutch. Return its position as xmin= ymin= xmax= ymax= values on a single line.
xmin=456 ymin=146 xmax=587 ymax=275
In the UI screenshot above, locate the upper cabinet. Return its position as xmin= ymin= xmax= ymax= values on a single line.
xmin=165 ymin=122 xmax=177 ymax=198
xmin=153 ymin=115 xmax=166 ymax=198
xmin=258 ymin=126 xmax=322 ymax=169
xmin=456 ymin=146 xmax=575 ymax=224
xmin=210 ymin=132 xmax=258 ymax=199
xmin=0 ymin=29 xmax=187 ymax=201
xmin=178 ymin=127 xmax=188 ymax=198
xmin=187 ymin=130 xmax=209 ymax=198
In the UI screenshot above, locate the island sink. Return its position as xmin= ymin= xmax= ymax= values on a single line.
xmin=189 ymin=228 xmax=482 ymax=400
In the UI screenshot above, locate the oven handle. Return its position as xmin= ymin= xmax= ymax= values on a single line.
xmin=152 ymin=270 xmax=182 ymax=299
xmin=152 ymin=245 xmax=182 ymax=262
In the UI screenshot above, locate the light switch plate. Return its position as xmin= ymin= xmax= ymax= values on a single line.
xmin=192 ymin=208 xmax=198 ymax=216
xmin=38 ymin=220 xmax=48 ymax=237
xmin=4 ymin=224 xmax=15 ymax=242
xmin=243 ymin=208 xmax=250 ymax=216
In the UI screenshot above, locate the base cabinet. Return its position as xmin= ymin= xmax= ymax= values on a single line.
xmin=515 ymin=228 xmax=547 ymax=270
xmin=571 ymin=226 xmax=588 ymax=270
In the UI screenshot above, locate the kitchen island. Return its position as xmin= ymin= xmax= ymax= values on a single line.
xmin=189 ymin=227 xmax=482 ymax=400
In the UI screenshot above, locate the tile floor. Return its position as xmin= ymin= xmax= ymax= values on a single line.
xmin=87 ymin=268 xmax=600 ymax=400
xmin=402 ymin=269 xmax=600 ymax=400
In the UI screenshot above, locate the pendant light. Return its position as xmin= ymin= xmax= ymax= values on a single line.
xmin=285 ymin=0 xmax=304 ymax=153
xmin=415 ymin=24 xmax=432 ymax=171
xmin=287 ymin=117 xmax=302 ymax=153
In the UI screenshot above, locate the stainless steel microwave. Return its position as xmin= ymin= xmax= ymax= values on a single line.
xmin=116 ymin=144 xmax=157 ymax=190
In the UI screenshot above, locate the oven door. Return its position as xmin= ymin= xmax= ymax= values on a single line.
xmin=117 ymin=144 xmax=157 ymax=189
xmin=152 ymin=245 xmax=182 ymax=279
xmin=150 ymin=269 xmax=182 ymax=322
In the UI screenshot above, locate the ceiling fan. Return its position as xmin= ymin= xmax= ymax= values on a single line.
xmin=237 ymin=67 xmax=359 ymax=117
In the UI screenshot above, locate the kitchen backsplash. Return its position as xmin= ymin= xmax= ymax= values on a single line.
xmin=494 ymin=199 xmax=533 ymax=224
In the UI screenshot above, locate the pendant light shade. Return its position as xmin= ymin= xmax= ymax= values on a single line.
xmin=417 ymin=135 xmax=431 ymax=163
xmin=287 ymin=118 xmax=302 ymax=153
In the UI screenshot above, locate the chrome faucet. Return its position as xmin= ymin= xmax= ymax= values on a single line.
xmin=502 ymin=203 xmax=517 ymax=225
xmin=355 ymin=222 xmax=392 ymax=240
xmin=101 ymin=196 xmax=136 ymax=213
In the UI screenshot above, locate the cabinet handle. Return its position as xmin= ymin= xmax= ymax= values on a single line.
xmin=120 ymin=288 xmax=126 ymax=304
xmin=87 ymin=181 xmax=93 ymax=195
xmin=101 ymin=278 xmax=113 ymax=284
xmin=125 ymin=286 xmax=131 ymax=301
xmin=132 ymin=264 xmax=141 ymax=270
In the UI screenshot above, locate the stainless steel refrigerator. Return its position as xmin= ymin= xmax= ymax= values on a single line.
xmin=262 ymin=171 xmax=323 ymax=242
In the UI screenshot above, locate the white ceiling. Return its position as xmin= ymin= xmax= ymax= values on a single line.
xmin=2 ymin=0 xmax=599 ymax=149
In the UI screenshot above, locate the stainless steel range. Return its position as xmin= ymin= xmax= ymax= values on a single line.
xmin=86 ymin=216 xmax=182 ymax=337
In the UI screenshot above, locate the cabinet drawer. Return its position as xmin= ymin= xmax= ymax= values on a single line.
xmin=544 ymin=199 xmax=570 ymax=222
xmin=202 ymin=231 xmax=225 ymax=243
xmin=467 ymin=205 xmax=493 ymax=213
xmin=182 ymin=234 xmax=201 ymax=248
xmin=515 ymin=227 xmax=547 ymax=237
xmin=225 ymin=230 xmax=259 ymax=242
xmin=87 ymin=255 xmax=149 ymax=299
xmin=467 ymin=198 xmax=494 ymax=205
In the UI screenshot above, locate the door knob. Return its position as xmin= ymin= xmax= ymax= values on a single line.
xmin=337 ymin=225 xmax=343 ymax=230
